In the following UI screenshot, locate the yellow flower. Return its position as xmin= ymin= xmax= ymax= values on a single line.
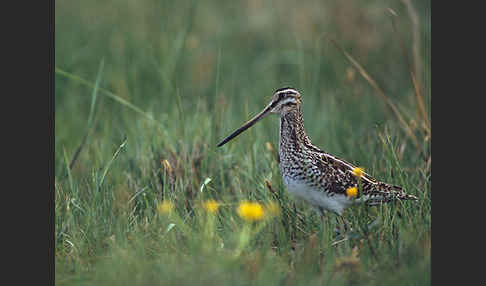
xmin=346 ymin=187 xmax=358 ymax=198
xmin=203 ymin=199 xmax=220 ymax=213
xmin=157 ymin=200 xmax=174 ymax=215
xmin=265 ymin=142 xmax=274 ymax=152
xmin=265 ymin=201 xmax=281 ymax=218
xmin=237 ymin=201 xmax=265 ymax=221
xmin=352 ymin=167 xmax=365 ymax=178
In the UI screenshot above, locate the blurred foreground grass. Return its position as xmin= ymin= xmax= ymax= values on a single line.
xmin=55 ymin=0 xmax=430 ymax=285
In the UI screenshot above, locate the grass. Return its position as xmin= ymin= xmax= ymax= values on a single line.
xmin=55 ymin=0 xmax=431 ymax=285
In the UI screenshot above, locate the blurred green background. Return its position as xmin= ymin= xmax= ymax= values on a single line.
xmin=55 ymin=0 xmax=430 ymax=284
xmin=55 ymin=0 xmax=430 ymax=161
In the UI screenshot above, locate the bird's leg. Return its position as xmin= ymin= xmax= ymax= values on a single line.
xmin=334 ymin=217 xmax=344 ymax=237
xmin=313 ymin=206 xmax=334 ymax=235
xmin=334 ymin=217 xmax=340 ymax=235
xmin=314 ymin=207 xmax=349 ymax=237
xmin=339 ymin=216 xmax=350 ymax=232
xmin=312 ymin=206 xmax=326 ymax=221
xmin=334 ymin=215 xmax=352 ymax=237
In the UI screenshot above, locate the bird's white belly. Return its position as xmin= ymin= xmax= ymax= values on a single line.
xmin=283 ymin=176 xmax=352 ymax=215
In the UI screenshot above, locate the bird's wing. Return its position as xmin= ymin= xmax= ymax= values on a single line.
xmin=307 ymin=147 xmax=403 ymax=197
xmin=305 ymin=144 xmax=416 ymax=202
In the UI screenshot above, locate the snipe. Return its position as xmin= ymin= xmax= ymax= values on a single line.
xmin=217 ymin=87 xmax=418 ymax=217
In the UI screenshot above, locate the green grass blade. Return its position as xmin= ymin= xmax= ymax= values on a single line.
xmin=63 ymin=147 xmax=74 ymax=192
xmin=98 ymin=136 xmax=128 ymax=189
xmin=55 ymin=67 xmax=158 ymax=124
xmin=87 ymin=58 xmax=104 ymax=128
xmin=68 ymin=58 xmax=104 ymax=170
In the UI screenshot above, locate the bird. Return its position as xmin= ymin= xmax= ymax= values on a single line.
xmin=217 ymin=87 xmax=418 ymax=219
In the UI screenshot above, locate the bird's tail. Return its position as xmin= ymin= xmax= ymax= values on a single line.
xmin=365 ymin=182 xmax=418 ymax=206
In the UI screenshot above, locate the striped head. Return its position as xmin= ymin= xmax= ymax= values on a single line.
xmin=217 ymin=87 xmax=302 ymax=147
xmin=268 ymin=87 xmax=302 ymax=115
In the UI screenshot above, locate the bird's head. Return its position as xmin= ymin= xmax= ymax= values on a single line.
xmin=268 ymin=87 xmax=302 ymax=114
xmin=217 ymin=87 xmax=301 ymax=147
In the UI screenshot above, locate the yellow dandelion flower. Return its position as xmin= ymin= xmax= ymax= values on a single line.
xmin=237 ymin=201 xmax=265 ymax=221
xmin=265 ymin=142 xmax=274 ymax=152
xmin=203 ymin=199 xmax=220 ymax=214
xmin=265 ymin=201 xmax=281 ymax=218
xmin=346 ymin=187 xmax=358 ymax=198
xmin=157 ymin=200 xmax=174 ymax=215
xmin=352 ymin=167 xmax=365 ymax=178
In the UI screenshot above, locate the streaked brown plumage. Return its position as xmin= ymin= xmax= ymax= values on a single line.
xmin=218 ymin=87 xmax=418 ymax=216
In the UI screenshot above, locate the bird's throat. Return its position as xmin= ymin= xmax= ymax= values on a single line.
xmin=278 ymin=106 xmax=310 ymax=156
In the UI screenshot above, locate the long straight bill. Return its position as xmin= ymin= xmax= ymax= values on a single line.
xmin=217 ymin=104 xmax=273 ymax=147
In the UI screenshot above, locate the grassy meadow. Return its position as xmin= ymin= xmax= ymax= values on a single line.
xmin=55 ymin=0 xmax=431 ymax=285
